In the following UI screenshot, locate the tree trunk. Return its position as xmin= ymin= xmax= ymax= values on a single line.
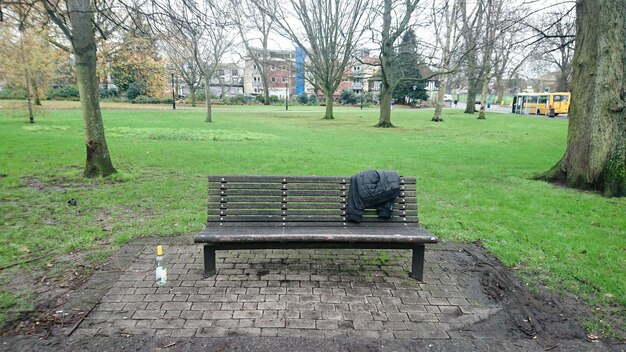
xmin=477 ymin=76 xmax=489 ymax=119
xmin=188 ymin=86 xmax=195 ymax=107
xmin=323 ymin=94 xmax=334 ymax=119
xmin=537 ymin=0 xmax=626 ymax=197
xmin=19 ymin=31 xmax=34 ymax=123
xmin=31 ymin=76 xmax=42 ymax=106
xmin=377 ymin=84 xmax=394 ymax=127
xmin=465 ymin=82 xmax=477 ymax=114
xmin=204 ymin=74 xmax=212 ymax=122
xmin=432 ymin=76 xmax=448 ymax=122
xmin=263 ymin=83 xmax=270 ymax=105
xmin=68 ymin=0 xmax=116 ymax=177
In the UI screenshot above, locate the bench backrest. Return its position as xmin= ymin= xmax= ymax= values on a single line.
xmin=208 ymin=175 xmax=419 ymax=227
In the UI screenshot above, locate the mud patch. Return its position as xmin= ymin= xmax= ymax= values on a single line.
xmin=451 ymin=244 xmax=592 ymax=347
xmin=21 ymin=176 xmax=95 ymax=192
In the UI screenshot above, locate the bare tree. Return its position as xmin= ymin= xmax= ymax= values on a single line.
xmin=367 ymin=0 xmax=422 ymax=127
xmin=537 ymin=0 xmax=625 ymax=197
xmin=35 ymin=0 xmax=118 ymax=177
xmin=154 ymin=0 xmax=235 ymax=122
xmin=230 ymin=0 xmax=275 ymax=105
xmin=459 ymin=0 xmax=484 ymax=115
xmin=258 ymin=0 xmax=370 ymax=119
xmin=431 ymin=0 xmax=462 ymax=122
xmin=492 ymin=27 xmax=533 ymax=105
xmin=476 ymin=0 xmax=505 ymax=120
xmin=533 ymin=7 xmax=575 ymax=92
xmin=160 ymin=40 xmax=203 ymax=107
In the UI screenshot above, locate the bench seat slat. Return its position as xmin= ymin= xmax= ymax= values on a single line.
xmin=209 ymin=189 xmax=417 ymax=197
xmin=209 ymin=175 xmax=417 ymax=184
xmin=196 ymin=234 xmax=437 ymax=244
xmin=210 ymin=209 xmax=418 ymax=217
xmin=207 ymin=215 xmax=415 ymax=222
xmin=210 ymin=196 xmax=417 ymax=203
xmin=212 ymin=203 xmax=418 ymax=211
xmin=197 ymin=226 xmax=435 ymax=240
xmin=205 ymin=221 xmax=419 ymax=227
xmin=212 ymin=183 xmax=350 ymax=191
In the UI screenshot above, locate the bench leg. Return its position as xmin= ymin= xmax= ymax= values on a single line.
xmin=410 ymin=245 xmax=425 ymax=281
xmin=203 ymin=244 xmax=216 ymax=277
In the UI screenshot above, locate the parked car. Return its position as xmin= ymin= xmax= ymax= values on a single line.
xmin=443 ymin=94 xmax=453 ymax=102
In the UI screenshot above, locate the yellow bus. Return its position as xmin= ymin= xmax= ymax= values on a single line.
xmin=512 ymin=92 xmax=571 ymax=117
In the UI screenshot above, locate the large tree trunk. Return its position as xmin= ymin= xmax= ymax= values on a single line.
xmin=378 ymin=84 xmax=394 ymax=127
xmin=432 ymin=75 xmax=448 ymax=122
xmin=323 ymin=94 xmax=334 ymax=120
xmin=465 ymin=81 xmax=477 ymax=114
xmin=190 ymin=86 xmax=197 ymax=107
xmin=69 ymin=0 xmax=116 ymax=177
xmin=205 ymin=74 xmax=212 ymax=122
xmin=537 ymin=0 xmax=626 ymax=197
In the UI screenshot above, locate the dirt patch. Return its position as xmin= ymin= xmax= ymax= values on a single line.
xmin=0 ymin=264 xmax=93 ymax=336
xmin=450 ymin=244 xmax=594 ymax=348
xmin=21 ymin=176 xmax=95 ymax=192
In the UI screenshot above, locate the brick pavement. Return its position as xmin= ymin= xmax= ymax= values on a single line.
xmin=75 ymin=244 xmax=501 ymax=339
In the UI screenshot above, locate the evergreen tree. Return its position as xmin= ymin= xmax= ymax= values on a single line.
xmin=392 ymin=29 xmax=427 ymax=104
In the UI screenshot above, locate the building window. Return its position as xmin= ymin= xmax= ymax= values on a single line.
xmin=271 ymin=65 xmax=276 ymax=70
xmin=271 ymin=77 xmax=276 ymax=82
xmin=282 ymin=77 xmax=288 ymax=82
xmin=232 ymin=69 xmax=238 ymax=76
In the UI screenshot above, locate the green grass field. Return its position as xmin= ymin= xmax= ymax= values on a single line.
xmin=1 ymin=101 xmax=624 ymax=333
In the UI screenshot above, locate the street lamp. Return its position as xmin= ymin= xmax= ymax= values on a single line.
xmin=360 ymin=91 xmax=363 ymax=110
xmin=171 ymin=72 xmax=176 ymax=110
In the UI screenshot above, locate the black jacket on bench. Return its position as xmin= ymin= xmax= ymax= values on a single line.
xmin=346 ymin=169 xmax=401 ymax=223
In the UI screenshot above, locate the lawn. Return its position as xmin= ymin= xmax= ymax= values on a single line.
xmin=0 ymin=101 xmax=624 ymax=333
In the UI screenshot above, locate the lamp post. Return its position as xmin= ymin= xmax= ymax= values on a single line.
xmin=285 ymin=82 xmax=289 ymax=111
xmin=360 ymin=91 xmax=363 ymax=110
xmin=171 ymin=72 xmax=176 ymax=110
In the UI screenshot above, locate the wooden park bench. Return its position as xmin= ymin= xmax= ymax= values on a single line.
xmin=194 ymin=175 xmax=438 ymax=281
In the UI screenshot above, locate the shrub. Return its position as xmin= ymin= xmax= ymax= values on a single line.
xmin=0 ymin=86 xmax=27 ymax=100
xmin=338 ymin=89 xmax=358 ymax=105
xmin=47 ymin=85 xmax=79 ymax=100
xmin=308 ymin=94 xmax=318 ymax=105
xmin=130 ymin=95 xmax=173 ymax=104
xmin=296 ymin=93 xmax=309 ymax=105
xmin=99 ymin=87 xmax=119 ymax=99
xmin=126 ymin=82 xmax=146 ymax=101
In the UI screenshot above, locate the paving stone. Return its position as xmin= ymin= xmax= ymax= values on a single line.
xmin=161 ymin=302 xmax=192 ymax=310
xmin=191 ymin=302 xmax=221 ymax=311
xmin=286 ymin=319 xmax=316 ymax=329
xmin=255 ymin=318 xmax=286 ymax=328
xmin=150 ymin=319 xmax=185 ymax=329
xmin=233 ymin=310 xmax=263 ymax=319
xmin=258 ymin=301 xmax=286 ymax=310
xmin=131 ymin=310 xmax=165 ymax=320
xmin=407 ymin=312 xmax=439 ymax=322
xmin=183 ymin=319 xmax=214 ymax=329
xmin=202 ymin=310 xmax=233 ymax=319
xmin=353 ymin=319 xmax=383 ymax=330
